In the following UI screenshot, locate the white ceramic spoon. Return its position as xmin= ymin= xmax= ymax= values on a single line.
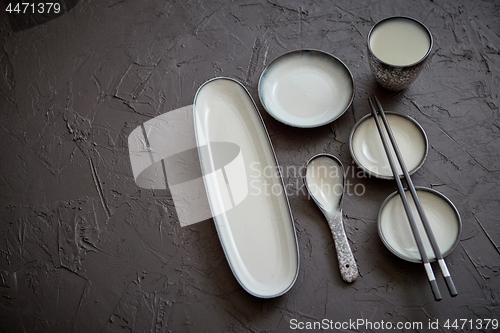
xmin=305 ymin=154 xmax=359 ymax=283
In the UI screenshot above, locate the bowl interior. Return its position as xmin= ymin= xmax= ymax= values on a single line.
xmin=350 ymin=112 xmax=427 ymax=179
xmin=378 ymin=187 xmax=461 ymax=262
xmin=258 ymin=50 xmax=354 ymax=128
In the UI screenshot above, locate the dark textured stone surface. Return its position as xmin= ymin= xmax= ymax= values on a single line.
xmin=1 ymin=0 xmax=499 ymax=332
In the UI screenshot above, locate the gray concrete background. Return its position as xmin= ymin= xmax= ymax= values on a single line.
xmin=1 ymin=0 xmax=499 ymax=332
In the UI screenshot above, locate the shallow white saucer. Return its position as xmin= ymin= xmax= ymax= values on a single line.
xmin=378 ymin=187 xmax=461 ymax=262
xmin=258 ymin=49 xmax=354 ymax=128
xmin=349 ymin=112 xmax=428 ymax=179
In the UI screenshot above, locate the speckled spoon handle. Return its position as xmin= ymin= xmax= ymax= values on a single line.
xmin=326 ymin=212 xmax=359 ymax=283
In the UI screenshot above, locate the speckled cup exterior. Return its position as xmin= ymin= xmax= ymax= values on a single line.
xmin=367 ymin=16 xmax=433 ymax=91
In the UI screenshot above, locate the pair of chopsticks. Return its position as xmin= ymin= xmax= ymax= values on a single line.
xmin=368 ymin=95 xmax=457 ymax=301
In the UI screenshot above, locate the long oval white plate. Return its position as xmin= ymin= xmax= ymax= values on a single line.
xmin=378 ymin=187 xmax=461 ymax=262
xmin=349 ymin=112 xmax=428 ymax=179
xmin=193 ymin=77 xmax=299 ymax=298
xmin=258 ymin=49 xmax=354 ymax=128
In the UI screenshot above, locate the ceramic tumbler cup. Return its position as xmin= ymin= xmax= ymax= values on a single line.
xmin=367 ymin=16 xmax=433 ymax=91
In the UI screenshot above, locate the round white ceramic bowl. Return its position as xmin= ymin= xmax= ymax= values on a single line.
xmin=349 ymin=112 xmax=428 ymax=179
xmin=258 ymin=49 xmax=354 ymax=128
xmin=378 ymin=187 xmax=462 ymax=262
